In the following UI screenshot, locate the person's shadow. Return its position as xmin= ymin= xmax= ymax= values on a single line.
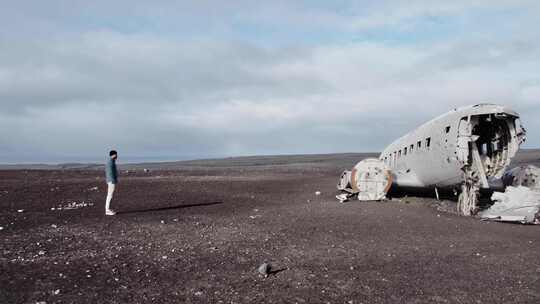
xmin=117 ymin=201 xmax=223 ymax=214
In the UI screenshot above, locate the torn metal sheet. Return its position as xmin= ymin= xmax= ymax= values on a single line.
xmin=337 ymin=158 xmax=392 ymax=202
xmin=479 ymin=186 xmax=540 ymax=224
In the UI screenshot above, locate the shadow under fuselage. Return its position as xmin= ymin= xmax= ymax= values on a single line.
xmin=388 ymin=185 xmax=495 ymax=208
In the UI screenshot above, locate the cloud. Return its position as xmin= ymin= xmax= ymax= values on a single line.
xmin=0 ymin=1 xmax=539 ymax=162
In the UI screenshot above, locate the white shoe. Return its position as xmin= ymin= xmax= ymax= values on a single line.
xmin=105 ymin=209 xmax=116 ymax=216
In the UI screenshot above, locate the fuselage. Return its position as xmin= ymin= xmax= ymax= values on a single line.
xmin=379 ymin=104 xmax=526 ymax=189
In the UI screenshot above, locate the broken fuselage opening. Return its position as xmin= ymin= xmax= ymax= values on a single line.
xmin=469 ymin=114 xmax=513 ymax=180
xmin=457 ymin=112 xmax=525 ymax=215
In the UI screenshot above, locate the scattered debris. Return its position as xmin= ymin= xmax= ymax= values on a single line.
xmin=258 ymin=262 xmax=271 ymax=277
xmin=479 ymin=186 xmax=540 ymax=224
xmin=51 ymin=200 xmax=94 ymax=211
xmin=87 ymin=186 xmax=99 ymax=191
xmin=337 ymin=158 xmax=392 ymax=202
xmin=336 ymin=193 xmax=349 ymax=203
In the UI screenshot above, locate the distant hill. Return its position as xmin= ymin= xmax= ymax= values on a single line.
xmin=1 ymin=149 xmax=538 ymax=170
xmin=0 ymin=153 xmax=379 ymax=170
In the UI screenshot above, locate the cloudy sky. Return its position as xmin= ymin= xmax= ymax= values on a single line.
xmin=1 ymin=0 xmax=539 ymax=163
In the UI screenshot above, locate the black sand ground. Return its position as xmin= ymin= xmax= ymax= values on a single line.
xmin=1 ymin=153 xmax=539 ymax=303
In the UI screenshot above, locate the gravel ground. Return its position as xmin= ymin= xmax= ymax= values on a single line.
xmin=1 ymin=153 xmax=539 ymax=303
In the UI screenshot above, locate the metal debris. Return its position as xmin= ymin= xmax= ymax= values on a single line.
xmin=337 ymin=158 xmax=392 ymax=202
xmin=479 ymin=186 xmax=540 ymax=224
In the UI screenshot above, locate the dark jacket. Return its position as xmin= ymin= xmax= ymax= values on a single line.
xmin=105 ymin=158 xmax=118 ymax=184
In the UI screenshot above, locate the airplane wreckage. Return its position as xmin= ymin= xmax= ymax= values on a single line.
xmin=337 ymin=104 xmax=540 ymax=224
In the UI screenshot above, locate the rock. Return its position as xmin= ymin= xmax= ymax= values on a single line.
xmin=258 ymin=262 xmax=271 ymax=277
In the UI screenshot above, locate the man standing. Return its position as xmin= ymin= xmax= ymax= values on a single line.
xmin=105 ymin=150 xmax=118 ymax=215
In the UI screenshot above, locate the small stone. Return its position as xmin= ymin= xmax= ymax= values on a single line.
xmin=258 ymin=262 xmax=271 ymax=277
xmin=17 ymin=209 xmax=24 ymax=213
xmin=51 ymin=224 xmax=57 ymax=228
xmin=315 ymin=191 xmax=321 ymax=196
xmin=160 ymin=220 xmax=165 ymax=224
xmin=0 ymin=226 xmax=3 ymax=231
xmin=53 ymin=289 xmax=60 ymax=295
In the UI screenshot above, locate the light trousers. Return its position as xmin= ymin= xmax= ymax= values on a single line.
xmin=105 ymin=182 xmax=116 ymax=210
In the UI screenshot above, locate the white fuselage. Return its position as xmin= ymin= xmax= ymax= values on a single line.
xmin=379 ymin=104 xmax=526 ymax=189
